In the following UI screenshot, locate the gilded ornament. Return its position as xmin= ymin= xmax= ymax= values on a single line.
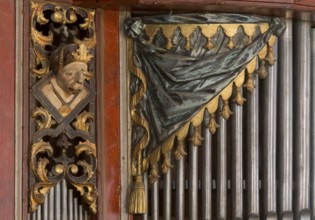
xmin=31 ymin=107 xmax=56 ymax=130
xmin=80 ymin=11 xmax=95 ymax=30
xmin=31 ymin=2 xmax=48 ymax=25
xmin=68 ymin=8 xmax=78 ymax=23
xmin=149 ymin=164 xmax=159 ymax=184
xmin=72 ymin=43 xmax=94 ymax=63
xmin=189 ymin=125 xmax=203 ymax=146
xmin=220 ymin=100 xmax=233 ymax=120
xmin=208 ymin=113 xmax=219 ymax=134
xmin=257 ymin=59 xmax=268 ymax=79
xmin=265 ymin=45 xmax=275 ymax=66
xmin=161 ymin=153 xmax=173 ymax=174
xmin=233 ymin=87 xmax=246 ymax=106
xmin=30 ymin=2 xmax=97 ymax=214
xmin=73 ymin=111 xmax=94 ymax=132
xmin=30 ymin=141 xmax=64 ymax=212
xmin=174 ymin=140 xmax=187 ymax=160
xmin=243 ymin=24 xmax=257 ymax=44
xmin=52 ymin=7 xmax=64 ymax=23
xmin=244 ymin=71 xmax=255 ymax=93
xmin=129 ymin=175 xmax=146 ymax=214
xmin=31 ymin=27 xmax=53 ymax=48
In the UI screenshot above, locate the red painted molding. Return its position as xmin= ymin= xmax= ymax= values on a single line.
xmin=74 ymin=0 xmax=315 ymax=15
xmin=0 ymin=0 xmax=15 ymax=219
xmin=101 ymin=10 xmax=121 ymax=220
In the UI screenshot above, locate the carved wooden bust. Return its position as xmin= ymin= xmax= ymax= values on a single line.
xmin=41 ymin=43 xmax=92 ymax=117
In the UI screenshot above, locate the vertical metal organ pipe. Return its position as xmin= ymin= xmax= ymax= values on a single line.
xmin=217 ymin=99 xmax=227 ymax=219
xmin=246 ymin=71 xmax=259 ymax=219
xmin=62 ymin=179 xmax=68 ymax=219
xmin=232 ymin=89 xmax=243 ymax=219
xmin=189 ymin=125 xmax=198 ymax=220
xmin=49 ymin=185 xmax=55 ymax=220
xmin=163 ymin=154 xmax=171 ymax=220
xmin=142 ymin=173 xmax=149 ymax=220
xmin=262 ymin=40 xmax=278 ymax=218
xmin=151 ymin=180 xmax=159 ymax=220
xmin=278 ymin=18 xmax=293 ymax=219
xmin=293 ymin=18 xmax=311 ymax=219
xmin=311 ymin=28 xmax=315 ymax=220
xmin=202 ymin=111 xmax=212 ymax=220
xmin=176 ymin=151 xmax=185 ymax=220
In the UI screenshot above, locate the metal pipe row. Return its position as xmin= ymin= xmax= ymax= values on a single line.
xmin=29 ymin=181 xmax=90 ymax=220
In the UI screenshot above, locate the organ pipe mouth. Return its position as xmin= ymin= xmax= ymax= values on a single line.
xmin=266 ymin=212 xmax=278 ymax=220
xmin=248 ymin=214 xmax=259 ymax=220
xmin=281 ymin=211 xmax=294 ymax=220
xmin=299 ymin=209 xmax=311 ymax=219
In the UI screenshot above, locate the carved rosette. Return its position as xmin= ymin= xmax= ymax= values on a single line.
xmin=29 ymin=2 xmax=97 ymax=214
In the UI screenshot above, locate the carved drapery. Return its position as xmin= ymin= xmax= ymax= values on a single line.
xmin=29 ymin=2 xmax=97 ymax=214
xmin=125 ymin=14 xmax=285 ymax=214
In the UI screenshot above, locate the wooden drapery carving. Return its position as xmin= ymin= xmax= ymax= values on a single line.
xmin=125 ymin=14 xmax=285 ymax=214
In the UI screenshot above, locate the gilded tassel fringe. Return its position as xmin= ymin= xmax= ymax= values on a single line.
xmin=174 ymin=140 xmax=187 ymax=160
xmin=189 ymin=125 xmax=203 ymax=146
xmin=244 ymin=71 xmax=255 ymax=93
xmin=149 ymin=164 xmax=160 ymax=184
xmin=265 ymin=45 xmax=275 ymax=65
xmin=233 ymin=86 xmax=246 ymax=106
xmin=257 ymin=60 xmax=268 ymax=79
xmin=220 ymin=100 xmax=233 ymax=120
xmin=161 ymin=153 xmax=173 ymax=174
xmin=208 ymin=113 xmax=219 ymax=134
xmin=129 ymin=175 xmax=146 ymax=214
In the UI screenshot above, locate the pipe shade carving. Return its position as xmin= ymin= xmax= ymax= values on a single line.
xmin=29 ymin=2 xmax=97 ymax=215
xmin=125 ymin=14 xmax=285 ymax=214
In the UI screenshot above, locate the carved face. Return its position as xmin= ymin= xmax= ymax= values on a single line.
xmin=56 ymin=61 xmax=88 ymax=95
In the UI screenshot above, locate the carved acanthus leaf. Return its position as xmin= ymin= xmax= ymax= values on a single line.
xmin=32 ymin=107 xmax=56 ymax=130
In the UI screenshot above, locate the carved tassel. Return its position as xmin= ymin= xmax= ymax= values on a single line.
xmin=220 ymin=100 xmax=233 ymax=120
xmin=189 ymin=125 xmax=203 ymax=146
xmin=244 ymin=70 xmax=255 ymax=93
xmin=161 ymin=153 xmax=173 ymax=174
xmin=129 ymin=175 xmax=146 ymax=214
xmin=174 ymin=140 xmax=187 ymax=160
xmin=233 ymin=86 xmax=246 ymax=106
xmin=208 ymin=113 xmax=219 ymax=134
xmin=149 ymin=164 xmax=160 ymax=184
xmin=257 ymin=59 xmax=268 ymax=79
xmin=265 ymin=45 xmax=275 ymax=65
xmin=129 ymin=151 xmax=146 ymax=214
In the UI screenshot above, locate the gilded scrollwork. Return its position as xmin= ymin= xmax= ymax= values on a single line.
xmin=30 ymin=2 xmax=96 ymax=77
xmin=29 ymin=2 xmax=97 ymax=215
xmin=31 ymin=107 xmax=56 ymax=130
xmin=30 ymin=141 xmax=64 ymax=212
xmin=73 ymin=111 xmax=95 ymax=132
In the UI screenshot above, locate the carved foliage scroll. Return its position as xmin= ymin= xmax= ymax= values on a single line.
xmin=29 ymin=2 xmax=97 ymax=214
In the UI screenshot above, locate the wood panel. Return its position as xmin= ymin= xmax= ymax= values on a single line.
xmin=101 ymin=10 xmax=121 ymax=220
xmin=74 ymin=0 xmax=315 ymax=14
xmin=295 ymin=0 xmax=315 ymax=7
xmin=0 ymin=0 xmax=15 ymax=219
